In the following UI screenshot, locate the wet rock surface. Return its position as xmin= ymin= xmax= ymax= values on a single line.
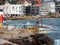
xmin=0 ymin=28 xmax=54 ymax=45
xmin=9 ymin=34 xmax=54 ymax=45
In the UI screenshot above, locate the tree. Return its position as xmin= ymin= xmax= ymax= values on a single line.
xmin=8 ymin=0 xmax=17 ymax=4
xmin=0 ymin=0 xmax=6 ymax=5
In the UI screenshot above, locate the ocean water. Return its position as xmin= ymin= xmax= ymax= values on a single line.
xmin=3 ymin=18 xmax=60 ymax=45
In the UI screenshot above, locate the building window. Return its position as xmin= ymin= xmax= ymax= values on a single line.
xmin=13 ymin=14 xmax=14 ymax=16
xmin=0 ymin=9 xmax=3 ymax=11
xmin=16 ymin=14 xmax=18 ymax=16
xmin=12 ymin=6 xmax=14 ymax=10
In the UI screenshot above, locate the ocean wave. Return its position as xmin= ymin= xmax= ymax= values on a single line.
xmin=39 ymin=24 xmax=59 ymax=30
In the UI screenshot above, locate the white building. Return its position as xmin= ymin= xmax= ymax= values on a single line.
xmin=4 ymin=4 xmax=26 ymax=16
xmin=2 ymin=1 xmax=32 ymax=17
xmin=4 ymin=5 xmax=25 ymax=15
xmin=0 ymin=5 xmax=5 ymax=17
xmin=39 ymin=5 xmax=48 ymax=16
xmin=42 ymin=0 xmax=56 ymax=13
xmin=45 ymin=2 xmax=56 ymax=13
xmin=3 ymin=1 xmax=26 ymax=17
xmin=0 ymin=5 xmax=4 ymax=9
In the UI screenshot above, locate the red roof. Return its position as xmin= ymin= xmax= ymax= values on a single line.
xmin=33 ymin=4 xmax=42 ymax=7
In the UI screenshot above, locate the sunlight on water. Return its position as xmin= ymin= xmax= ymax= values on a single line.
xmin=54 ymin=39 xmax=60 ymax=45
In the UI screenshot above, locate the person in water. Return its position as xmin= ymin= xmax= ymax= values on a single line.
xmin=35 ymin=20 xmax=39 ymax=29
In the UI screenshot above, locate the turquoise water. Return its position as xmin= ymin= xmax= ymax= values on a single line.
xmin=3 ymin=18 xmax=60 ymax=45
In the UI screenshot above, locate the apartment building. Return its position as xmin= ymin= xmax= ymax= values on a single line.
xmin=39 ymin=5 xmax=48 ymax=16
xmin=41 ymin=0 xmax=56 ymax=14
xmin=4 ymin=4 xmax=26 ymax=17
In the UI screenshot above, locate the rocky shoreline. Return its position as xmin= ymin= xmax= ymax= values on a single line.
xmin=4 ymin=15 xmax=60 ymax=20
xmin=0 ymin=27 xmax=54 ymax=45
